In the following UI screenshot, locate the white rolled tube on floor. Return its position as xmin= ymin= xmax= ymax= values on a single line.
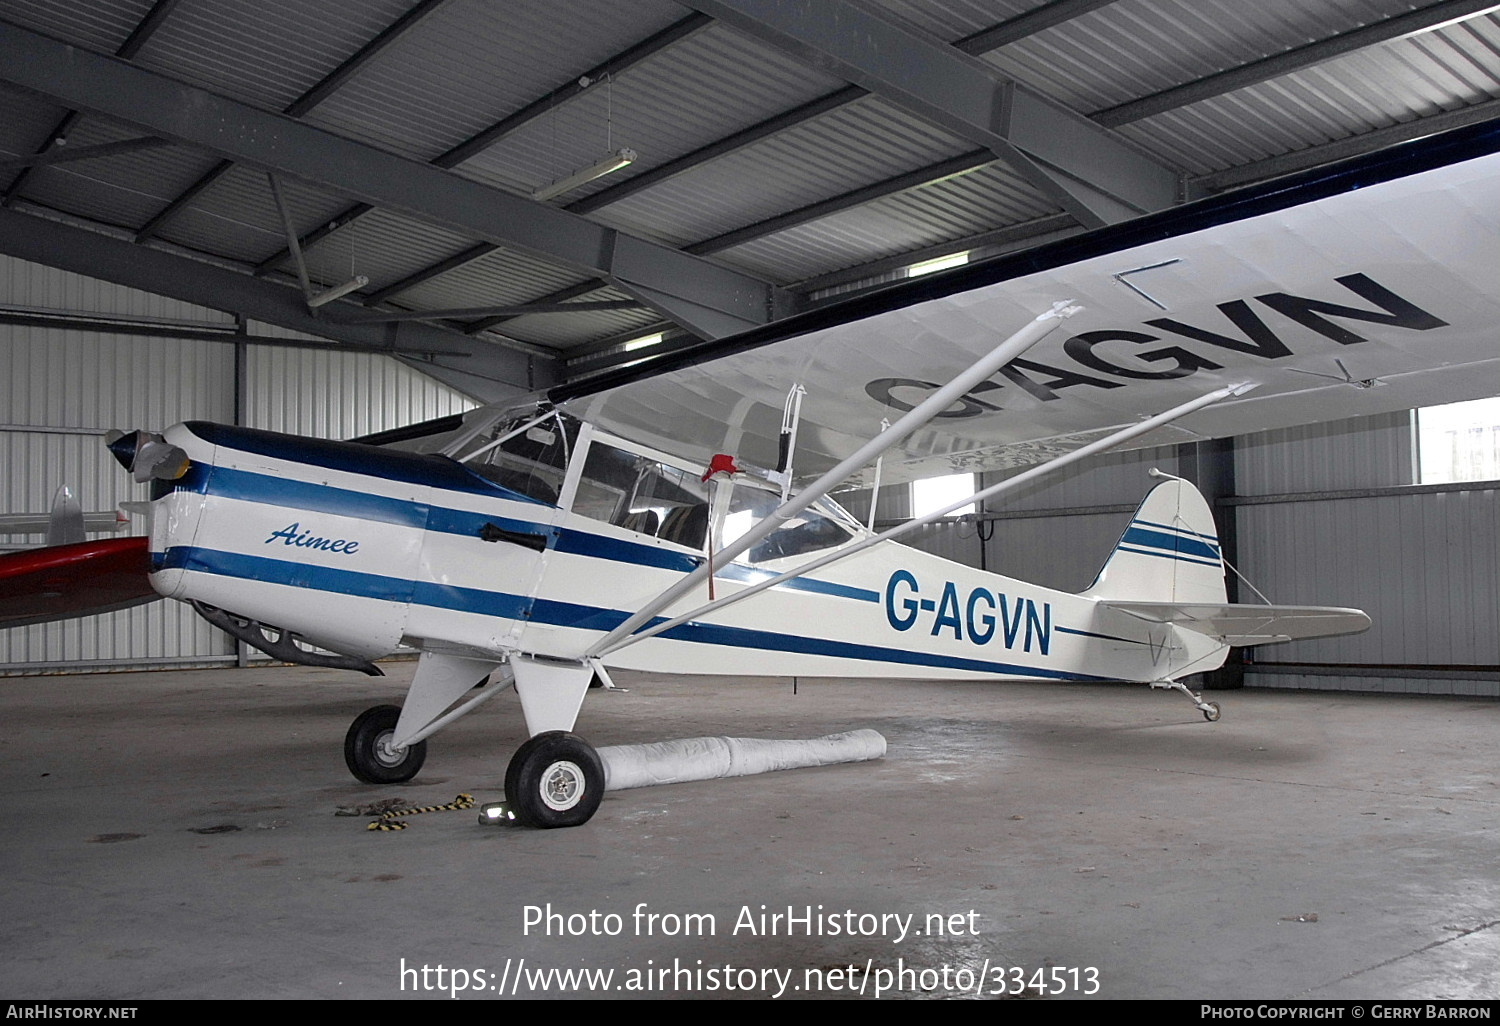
xmin=597 ymin=729 xmax=886 ymax=792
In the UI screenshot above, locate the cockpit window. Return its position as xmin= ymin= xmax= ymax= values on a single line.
xmin=456 ymin=414 xmax=574 ymax=505
xmin=569 ymin=432 xmax=857 ymax=563
xmin=573 ymin=440 xmax=712 ymax=550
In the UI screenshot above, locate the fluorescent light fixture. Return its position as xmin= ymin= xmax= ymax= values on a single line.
xmin=907 ymin=251 xmax=970 ymax=278
xmin=624 ymin=332 xmax=662 ymax=351
xmin=307 ymin=275 xmax=368 ymax=308
xmin=533 ymin=148 xmax=637 ymax=202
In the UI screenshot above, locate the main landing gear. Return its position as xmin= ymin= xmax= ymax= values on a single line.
xmin=1151 ymin=679 xmax=1222 ymax=721
xmin=345 ymin=705 xmax=427 ymax=783
xmin=343 ymin=652 xmax=606 ymax=828
xmin=502 ymin=731 xmax=605 ymax=828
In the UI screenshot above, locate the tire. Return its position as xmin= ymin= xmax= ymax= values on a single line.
xmin=344 ymin=704 xmax=426 ymax=784
xmin=504 ymin=731 xmax=604 ymax=829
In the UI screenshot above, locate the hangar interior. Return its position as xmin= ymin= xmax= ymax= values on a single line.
xmin=2 ymin=0 xmax=1498 ymax=695
xmin=4 ymin=1 xmax=1500 ymax=1004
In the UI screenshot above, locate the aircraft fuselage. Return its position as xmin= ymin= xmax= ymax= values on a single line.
xmin=144 ymin=419 xmax=1227 ymax=685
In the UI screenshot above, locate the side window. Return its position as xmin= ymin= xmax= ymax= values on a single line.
xmin=726 ymin=487 xmax=853 ymax=564
xmin=573 ymin=441 xmax=712 ymax=550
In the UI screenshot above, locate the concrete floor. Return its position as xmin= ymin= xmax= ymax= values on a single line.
xmin=2 ymin=663 xmax=1496 ymax=1001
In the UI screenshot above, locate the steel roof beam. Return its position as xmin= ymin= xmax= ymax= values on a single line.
xmin=355 ymin=4 xmax=1119 ymax=318
xmin=0 ymin=21 xmax=782 ymax=341
xmin=2 ymin=0 xmax=182 ymax=207
xmin=250 ymin=15 xmax=711 ymax=279
xmin=1192 ymin=99 xmax=1500 ymax=194
xmin=0 ymin=206 xmax=549 ymax=401
xmin=951 ymin=0 xmax=1121 ymax=52
xmin=1095 ymin=0 xmax=1500 ymax=128
xmin=683 ymin=0 xmax=1179 ymax=228
xmin=686 ymin=151 xmax=993 ymax=255
xmin=461 ymin=280 xmax=618 ymax=335
xmin=135 ymin=0 xmax=455 ymax=243
xmin=345 ymin=300 xmax=640 ymax=324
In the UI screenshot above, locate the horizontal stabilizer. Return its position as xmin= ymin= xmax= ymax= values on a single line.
xmin=1104 ymin=601 xmax=1371 ymax=646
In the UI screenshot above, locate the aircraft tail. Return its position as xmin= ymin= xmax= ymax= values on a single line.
xmin=46 ymin=485 xmax=86 ymax=547
xmin=1081 ymin=472 xmax=1226 ymax=606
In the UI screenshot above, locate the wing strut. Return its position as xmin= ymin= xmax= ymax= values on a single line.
xmin=594 ymin=381 xmax=1256 ymax=659
xmin=582 ymin=300 xmax=1081 ymax=660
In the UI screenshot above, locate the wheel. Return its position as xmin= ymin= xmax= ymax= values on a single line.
xmin=344 ymin=704 xmax=426 ymax=784
xmin=1202 ymin=702 xmax=1221 ymax=722
xmin=504 ymin=731 xmax=604 ymax=829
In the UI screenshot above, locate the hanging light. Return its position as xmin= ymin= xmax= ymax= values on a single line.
xmin=532 ymin=148 xmax=636 ymax=202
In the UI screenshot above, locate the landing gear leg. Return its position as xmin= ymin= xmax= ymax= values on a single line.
xmin=343 ymin=651 xmax=505 ymax=785
xmin=481 ymin=657 xmax=603 ymax=828
xmin=1151 ymin=679 xmax=1222 ymax=721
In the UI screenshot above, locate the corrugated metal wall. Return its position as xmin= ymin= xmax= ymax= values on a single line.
xmin=0 ymin=255 xmax=475 ymax=674
xmin=891 ymin=414 xmax=1498 ymax=697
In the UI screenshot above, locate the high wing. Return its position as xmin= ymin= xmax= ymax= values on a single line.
xmin=554 ymin=120 xmax=1500 ymax=487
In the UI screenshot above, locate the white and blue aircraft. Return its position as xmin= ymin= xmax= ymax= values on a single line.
xmin=99 ymin=121 xmax=1500 ymax=828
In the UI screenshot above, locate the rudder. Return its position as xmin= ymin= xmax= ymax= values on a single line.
xmin=1081 ymin=472 xmax=1226 ymax=605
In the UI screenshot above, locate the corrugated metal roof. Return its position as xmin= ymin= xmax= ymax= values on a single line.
xmin=0 ymin=0 xmax=1496 ymax=382
xmin=457 ymin=22 xmax=847 ymax=201
xmin=132 ymin=0 xmax=417 ymax=112
xmin=589 ymin=96 xmax=975 ymax=251
xmin=303 ymin=0 xmax=687 ymax=164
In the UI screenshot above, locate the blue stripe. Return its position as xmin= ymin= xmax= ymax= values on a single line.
xmin=1132 ymin=517 xmax=1219 ymax=543
xmin=1120 ymin=526 xmax=1221 ymax=562
xmin=185 ymin=422 xmax=547 ymax=503
xmin=179 ymin=463 xmax=878 ymax=604
xmin=159 ymin=546 xmax=1109 ymax=682
xmin=1118 ymin=544 xmax=1223 ymax=569
xmin=1055 ymin=625 xmax=1146 ymax=646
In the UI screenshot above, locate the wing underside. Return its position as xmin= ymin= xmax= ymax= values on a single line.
xmin=557 ymin=123 xmax=1500 ymax=486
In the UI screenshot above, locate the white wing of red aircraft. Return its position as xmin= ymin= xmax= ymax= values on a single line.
xmin=52 ymin=120 xmax=1500 ymax=826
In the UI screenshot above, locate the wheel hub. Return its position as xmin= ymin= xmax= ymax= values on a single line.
xmin=539 ymin=760 xmax=585 ymax=811
xmin=374 ymin=730 xmax=406 ymax=768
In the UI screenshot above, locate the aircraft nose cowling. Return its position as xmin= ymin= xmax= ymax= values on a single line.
xmin=105 ymin=429 xmax=190 ymax=483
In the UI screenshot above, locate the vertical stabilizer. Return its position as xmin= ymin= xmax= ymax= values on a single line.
xmin=1081 ymin=473 xmax=1226 ymax=605
xmin=45 ymin=485 xmax=86 ymax=547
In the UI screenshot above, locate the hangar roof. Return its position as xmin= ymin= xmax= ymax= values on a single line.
xmin=1 ymin=0 xmax=1497 ymax=400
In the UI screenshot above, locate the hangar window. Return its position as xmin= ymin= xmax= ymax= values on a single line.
xmin=911 ymin=472 xmax=976 ymax=518
xmin=1417 ymin=398 xmax=1500 ymax=484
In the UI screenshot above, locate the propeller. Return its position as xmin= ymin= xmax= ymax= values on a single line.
xmin=105 ymin=429 xmax=191 ymax=483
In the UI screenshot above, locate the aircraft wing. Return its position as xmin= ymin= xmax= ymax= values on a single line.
xmin=0 ymin=537 xmax=157 ymax=629
xmin=1102 ymin=601 xmax=1372 ymax=647
xmin=557 ymin=120 xmax=1500 ymax=486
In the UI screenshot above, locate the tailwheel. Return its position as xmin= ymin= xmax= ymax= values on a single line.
xmin=345 ymin=704 xmax=426 ymax=784
xmin=504 ymin=731 xmax=604 ymax=829
xmin=1151 ymin=680 xmax=1224 ymax=722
